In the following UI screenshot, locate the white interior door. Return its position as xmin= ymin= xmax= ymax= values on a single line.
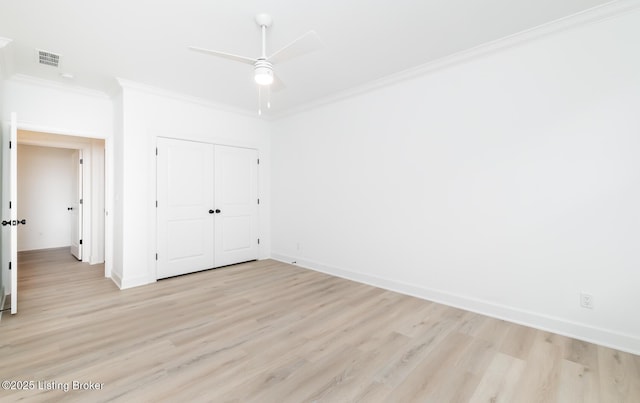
xmin=6 ymin=113 xmax=18 ymax=314
xmin=214 ymin=145 xmax=258 ymax=268
xmin=69 ymin=149 xmax=82 ymax=260
xmin=157 ymin=138 xmax=214 ymax=279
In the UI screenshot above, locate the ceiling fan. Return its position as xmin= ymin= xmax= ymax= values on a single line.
xmin=189 ymin=13 xmax=323 ymax=112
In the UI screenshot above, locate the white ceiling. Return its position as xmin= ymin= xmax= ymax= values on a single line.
xmin=0 ymin=0 xmax=614 ymax=116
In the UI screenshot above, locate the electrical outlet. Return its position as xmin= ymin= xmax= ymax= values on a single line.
xmin=580 ymin=292 xmax=594 ymax=309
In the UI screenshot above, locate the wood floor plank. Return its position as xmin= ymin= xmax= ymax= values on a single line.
xmin=386 ymin=331 xmax=474 ymax=402
xmin=598 ymin=347 xmax=640 ymax=402
xmin=469 ymin=352 xmax=526 ymax=403
xmin=513 ymin=330 xmax=563 ymax=403
xmin=1 ymin=249 xmax=639 ymax=402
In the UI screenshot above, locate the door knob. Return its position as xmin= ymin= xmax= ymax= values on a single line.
xmin=68 ymin=207 xmax=73 ymax=211
xmin=215 ymin=209 xmax=221 ymax=214
xmin=209 ymin=209 xmax=214 ymax=214
xmin=1 ymin=219 xmax=26 ymax=226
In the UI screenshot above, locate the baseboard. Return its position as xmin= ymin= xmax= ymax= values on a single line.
xmin=110 ymin=270 xmax=123 ymax=289
xmin=271 ymin=252 xmax=640 ymax=356
xmin=119 ymin=274 xmax=155 ymax=290
xmin=109 ymin=268 xmax=154 ymax=289
xmin=0 ymin=288 xmax=6 ymax=322
xmin=18 ymin=246 xmax=70 ymax=253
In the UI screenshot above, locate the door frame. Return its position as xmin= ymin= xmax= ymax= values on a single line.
xmin=154 ymin=136 xmax=260 ymax=279
xmin=1 ymin=113 xmax=18 ymax=314
xmin=9 ymin=121 xmax=112 ymax=274
xmin=69 ymin=148 xmax=83 ymax=260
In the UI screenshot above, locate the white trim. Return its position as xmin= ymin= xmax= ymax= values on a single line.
xmin=271 ymin=252 xmax=640 ymax=356
xmin=18 ymin=135 xmax=94 ymax=148
xmin=103 ymin=137 xmax=113 ymax=279
xmin=272 ymin=0 xmax=640 ymax=120
xmin=16 ymin=122 xmax=102 ymax=140
xmin=110 ymin=270 xmax=122 ymax=289
xmin=120 ymin=274 xmax=155 ymax=290
xmin=9 ymin=74 xmax=113 ymax=99
xmin=0 ymin=288 xmax=5 ymax=322
xmin=0 ymin=37 xmax=12 ymax=48
xmin=17 ymin=139 xmax=90 ymax=262
xmin=116 ymin=78 xmax=260 ymax=119
xmin=154 ymin=136 xmax=261 ymax=282
xmin=14 ymin=122 xmax=112 ymax=274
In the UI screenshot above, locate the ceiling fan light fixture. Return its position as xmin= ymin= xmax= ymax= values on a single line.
xmin=254 ymin=69 xmax=273 ymax=85
xmin=254 ymin=59 xmax=274 ymax=86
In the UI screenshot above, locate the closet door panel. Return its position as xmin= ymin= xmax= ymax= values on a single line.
xmin=214 ymin=145 xmax=258 ymax=267
xmin=157 ymin=138 xmax=214 ymax=278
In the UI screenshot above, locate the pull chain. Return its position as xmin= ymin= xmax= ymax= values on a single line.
xmin=267 ymin=85 xmax=271 ymax=109
xmin=257 ymin=85 xmax=272 ymax=115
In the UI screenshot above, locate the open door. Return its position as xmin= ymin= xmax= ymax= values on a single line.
xmin=10 ymin=114 xmax=17 ymax=313
xmin=70 ymin=149 xmax=82 ymax=260
xmin=1 ymin=113 xmax=19 ymax=314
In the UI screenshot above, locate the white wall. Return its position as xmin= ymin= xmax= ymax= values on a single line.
xmin=1 ymin=77 xmax=113 ymax=137
xmin=271 ymin=9 xmax=640 ymax=354
xmin=17 ymin=144 xmax=75 ymax=251
xmin=114 ymin=82 xmax=271 ymax=289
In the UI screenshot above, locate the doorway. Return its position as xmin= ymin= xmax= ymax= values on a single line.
xmin=16 ymin=130 xmax=105 ymax=264
xmin=17 ymin=144 xmax=83 ymax=257
xmin=2 ymin=117 xmax=111 ymax=316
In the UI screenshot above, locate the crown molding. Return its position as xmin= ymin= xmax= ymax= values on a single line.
xmin=8 ymin=73 xmax=112 ymax=99
xmin=115 ymin=78 xmax=263 ymax=120
xmin=0 ymin=37 xmax=14 ymax=80
xmin=273 ymin=0 xmax=640 ymax=120
xmin=0 ymin=37 xmax=12 ymax=48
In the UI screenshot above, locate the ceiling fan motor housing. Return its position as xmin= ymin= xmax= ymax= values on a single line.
xmin=255 ymin=13 xmax=273 ymax=28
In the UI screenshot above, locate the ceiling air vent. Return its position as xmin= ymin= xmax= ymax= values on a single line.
xmin=37 ymin=49 xmax=60 ymax=67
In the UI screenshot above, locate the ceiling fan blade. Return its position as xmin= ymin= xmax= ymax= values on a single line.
xmin=188 ymin=46 xmax=256 ymax=65
xmin=267 ymin=31 xmax=323 ymax=65
xmin=271 ymin=74 xmax=286 ymax=92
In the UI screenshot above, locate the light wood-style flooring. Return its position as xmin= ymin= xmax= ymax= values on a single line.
xmin=1 ymin=248 xmax=639 ymax=402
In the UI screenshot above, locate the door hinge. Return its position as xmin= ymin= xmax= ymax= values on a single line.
xmin=156 ymin=200 xmax=158 ymax=208
xmin=80 ymin=199 xmax=83 ymax=204
xmin=257 ymin=198 xmax=260 ymax=205
xmin=257 ymin=158 xmax=260 ymax=165
xmin=156 ymin=253 xmax=158 ymax=261
xmin=79 ymin=239 xmax=83 ymax=245
xmin=9 ymin=262 xmax=11 ymax=271
xmin=9 ymin=201 xmax=12 ymax=209
xmin=9 ymin=141 xmax=12 ymax=149
xmin=257 ymin=238 xmax=260 ymax=245
xmin=80 ymin=158 xmax=83 ymax=164
xmin=156 ymin=147 xmax=158 ymax=156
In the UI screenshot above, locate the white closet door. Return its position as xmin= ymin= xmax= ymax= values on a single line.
xmin=157 ymin=138 xmax=214 ymax=279
xmin=214 ymin=145 xmax=258 ymax=267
